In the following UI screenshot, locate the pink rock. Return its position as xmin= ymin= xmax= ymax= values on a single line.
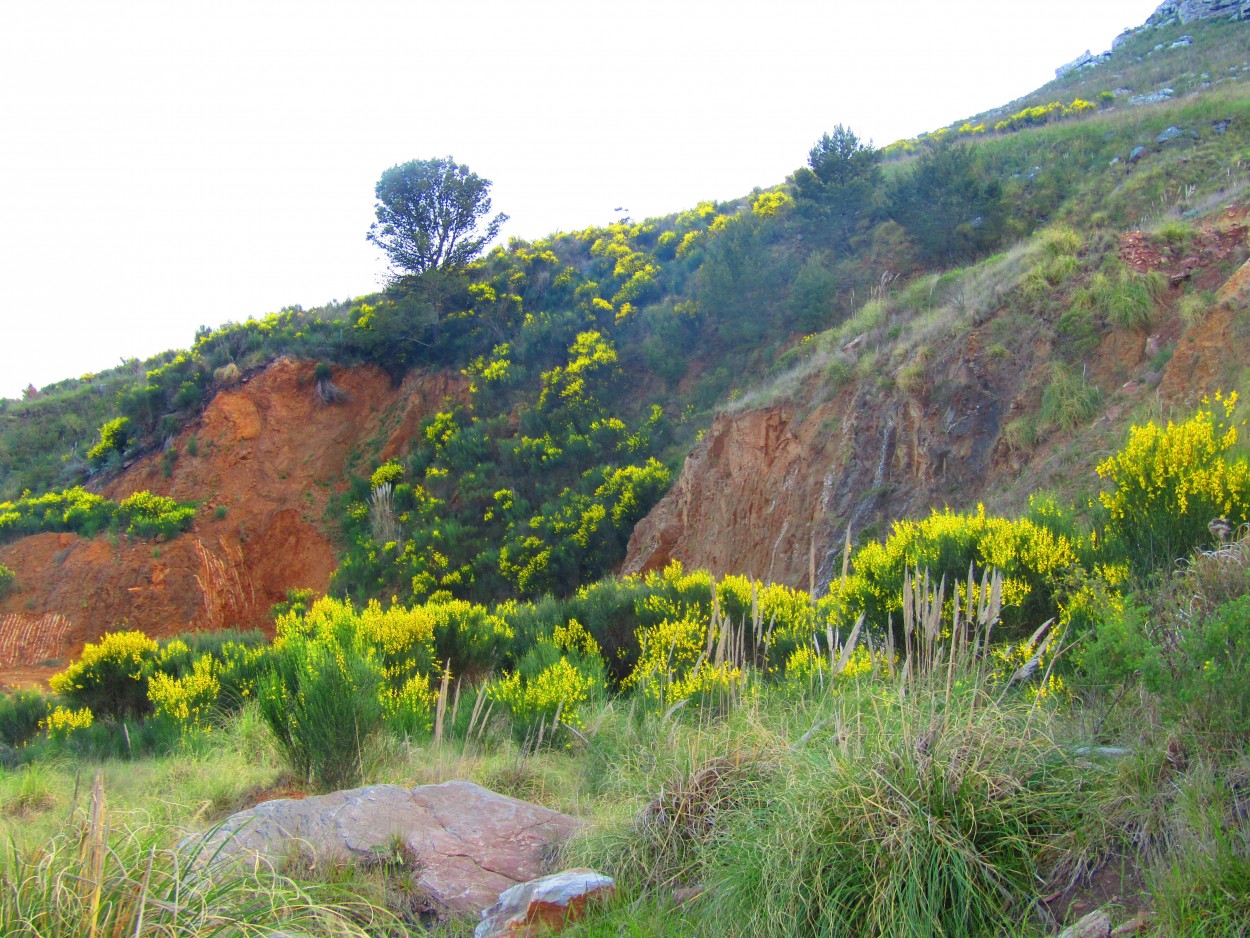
xmin=199 ymin=780 xmax=585 ymax=916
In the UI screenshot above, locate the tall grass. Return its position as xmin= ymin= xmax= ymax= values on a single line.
xmin=0 ymin=775 xmax=389 ymax=937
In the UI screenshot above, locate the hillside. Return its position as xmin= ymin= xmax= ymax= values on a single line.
xmin=3 ymin=5 xmax=1250 ymax=938
xmin=7 ymin=67 xmax=1250 ymax=675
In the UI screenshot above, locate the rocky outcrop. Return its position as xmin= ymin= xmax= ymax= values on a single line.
xmin=199 ymin=781 xmax=585 ymax=918
xmin=623 ymin=361 xmax=1010 ymax=596
xmin=1148 ymin=0 xmax=1250 ymax=24
xmin=0 ymin=358 xmax=466 ymax=685
xmin=475 ymin=869 xmax=615 ymax=937
xmin=1055 ymin=50 xmax=1111 ymax=79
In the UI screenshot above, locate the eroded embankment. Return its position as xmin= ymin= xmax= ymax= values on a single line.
xmin=0 ymin=359 xmax=465 ymax=686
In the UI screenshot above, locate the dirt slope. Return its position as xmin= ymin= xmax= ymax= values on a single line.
xmin=625 ymin=230 xmax=1250 ymax=594
xmin=0 ymin=359 xmax=465 ymax=685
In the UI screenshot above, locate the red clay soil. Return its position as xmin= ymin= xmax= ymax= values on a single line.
xmin=0 ymin=358 xmax=465 ymax=688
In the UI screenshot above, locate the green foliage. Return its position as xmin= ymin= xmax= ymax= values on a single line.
xmin=703 ymin=687 xmax=1088 ymax=938
xmin=0 ymin=690 xmax=47 ymax=749
xmin=0 ymin=486 xmax=195 ymax=545
xmin=117 ymin=491 xmax=197 ymax=538
xmin=790 ymin=125 xmax=883 ymax=244
xmin=259 ymin=627 xmax=386 ymax=791
xmin=0 ymin=562 xmax=13 ymax=600
xmin=1039 ymin=362 xmax=1102 ymax=432
xmin=887 ymin=141 xmax=1006 ymax=265
xmin=367 ymin=156 xmax=508 ymax=276
xmin=1084 ymin=270 xmax=1156 ymax=331
xmin=85 ymin=417 xmax=130 ymax=468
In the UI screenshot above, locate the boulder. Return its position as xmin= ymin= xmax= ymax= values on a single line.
xmin=197 ymin=780 xmax=585 ymax=916
xmin=1156 ymin=125 xmax=1185 ymax=143
xmin=1129 ymin=146 xmax=1149 ymax=163
xmin=475 ymin=869 xmax=615 ymax=937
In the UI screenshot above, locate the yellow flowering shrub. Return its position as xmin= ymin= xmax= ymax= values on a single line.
xmin=489 ymin=656 xmax=599 ymax=731
xmin=42 ymin=705 xmax=94 ymax=740
xmin=752 ymin=190 xmax=794 ymax=218
xmin=381 ymin=673 xmax=438 ymax=736
xmin=1097 ymin=393 xmax=1250 ymax=573
xmin=147 ymin=653 xmax=221 ymax=732
xmin=822 ymin=506 xmax=1080 ymax=639
xmin=49 ymin=630 xmax=160 ymax=720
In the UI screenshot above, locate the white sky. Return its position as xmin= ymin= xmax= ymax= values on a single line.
xmin=0 ymin=0 xmax=1158 ymax=399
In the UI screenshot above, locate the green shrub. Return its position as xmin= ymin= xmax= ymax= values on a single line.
xmin=0 ymin=563 xmax=13 ymax=600
xmin=702 ymin=682 xmax=1090 ymax=938
xmin=1089 ymin=270 xmax=1155 ymax=330
xmin=0 ymin=690 xmax=47 ymax=748
xmin=117 ymin=491 xmax=196 ymax=539
xmin=1153 ymin=594 xmax=1250 ymax=734
xmin=86 ymin=416 xmax=131 ymax=468
xmin=258 ymin=631 xmax=386 ymax=791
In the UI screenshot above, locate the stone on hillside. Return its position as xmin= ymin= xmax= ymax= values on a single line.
xmin=1058 ymin=909 xmax=1112 ymax=938
xmin=1156 ymin=125 xmax=1185 ymax=143
xmin=1129 ymin=89 xmax=1175 ymax=106
xmin=197 ymin=780 xmax=585 ymax=916
xmin=1129 ymin=146 xmax=1149 ymax=163
xmin=474 ymin=869 xmax=615 ymax=938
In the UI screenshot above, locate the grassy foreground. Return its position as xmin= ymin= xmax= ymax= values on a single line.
xmin=4 ymin=544 xmax=1249 ymax=937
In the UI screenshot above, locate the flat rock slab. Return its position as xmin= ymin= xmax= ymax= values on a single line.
xmin=200 ymin=780 xmax=585 ymax=915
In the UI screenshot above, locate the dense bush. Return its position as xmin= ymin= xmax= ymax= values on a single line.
xmin=48 ymin=631 xmax=160 ymax=721
xmin=1097 ymin=393 xmax=1250 ymax=575
xmin=0 ymin=486 xmax=195 ymax=545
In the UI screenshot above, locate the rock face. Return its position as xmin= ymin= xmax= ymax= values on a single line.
xmin=623 ymin=366 xmax=1011 ymax=596
xmin=200 ymin=781 xmax=584 ymax=917
xmin=1148 ymin=0 xmax=1250 ymax=24
xmin=475 ymin=869 xmax=615 ymax=937
xmin=0 ymin=358 xmax=466 ymax=686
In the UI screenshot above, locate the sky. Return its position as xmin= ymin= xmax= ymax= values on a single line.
xmin=0 ymin=0 xmax=1159 ymax=399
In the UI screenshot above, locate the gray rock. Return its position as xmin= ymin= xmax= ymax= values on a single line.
xmin=1058 ymin=909 xmax=1112 ymax=938
xmin=1110 ymin=157 xmax=1123 ymax=166
xmin=195 ymin=781 xmax=586 ymax=916
xmin=1112 ymin=28 xmax=1140 ymax=51
xmin=1129 ymin=146 xmax=1148 ymax=163
xmin=1056 ymin=50 xmax=1111 ymax=78
xmin=1171 ymin=35 xmax=1195 ymax=47
xmin=1213 ymin=118 xmax=1232 ymax=134
xmin=475 ymin=869 xmax=615 ymax=938
xmin=1149 ymin=1 xmax=1250 ymax=24
xmin=1130 ymin=89 xmax=1174 ymax=106
xmin=1156 ymin=125 xmax=1185 ymax=143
